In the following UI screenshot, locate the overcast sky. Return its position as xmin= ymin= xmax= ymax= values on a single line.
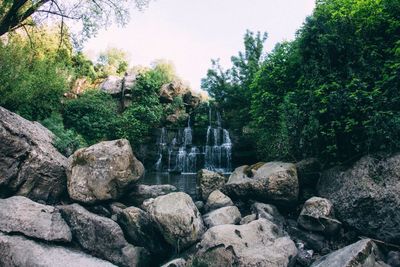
xmin=84 ymin=0 xmax=316 ymax=90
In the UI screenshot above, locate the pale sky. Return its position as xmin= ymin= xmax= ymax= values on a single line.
xmin=84 ymin=0 xmax=316 ymax=90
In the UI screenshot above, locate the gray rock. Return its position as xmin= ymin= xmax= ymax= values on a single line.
xmin=298 ymin=197 xmax=342 ymax=235
xmin=311 ymin=239 xmax=381 ymax=267
xmin=195 ymin=201 xmax=205 ymax=213
xmin=100 ymin=76 xmax=123 ymax=94
xmin=161 ymin=258 xmax=187 ymax=267
xmin=224 ymin=162 xmax=299 ymax=206
xmin=203 ymin=206 xmax=242 ymax=228
xmin=0 ymin=106 xmax=67 ymax=203
xmin=205 ymin=189 xmax=233 ymax=211
xmin=251 ymin=202 xmax=285 ymax=229
xmin=118 ymin=206 xmax=172 ymax=257
xmin=0 ymin=196 xmax=71 ymax=242
xmin=124 ymin=184 xmax=177 ymax=206
xmin=197 ymin=169 xmax=226 ymax=200
xmin=296 ymin=242 xmax=314 ymax=267
xmin=318 ymin=154 xmax=400 ymax=244
xmin=67 ymin=139 xmax=144 ymax=204
xmin=0 ymin=233 xmax=116 ymax=267
xmin=193 ymin=219 xmax=297 ymax=267
xmin=144 ymin=192 xmax=205 ymax=250
xmin=240 ymin=214 xmax=257 ymax=225
xmin=60 ymin=204 xmax=149 ymax=267
xmin=287 ymin=224 xmax=327 ymax=253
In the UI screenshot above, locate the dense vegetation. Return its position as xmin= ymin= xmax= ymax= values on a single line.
xmin=203 ymin=0 xmax=400 ymax=165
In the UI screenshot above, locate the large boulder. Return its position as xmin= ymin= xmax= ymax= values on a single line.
xmin=123 ymin=184 xmax=177 ymax=206
xmin=311 ymin=239 xmax=381 ymax=267
xmin=159 ymin=80 xmax=190 ymax=103
xmin=205 ymin=189 xmax=233 ymax=211
xmin=0 ymin=233 xmax=116 ymax=267
xmin=224 ymin=162 xmax=299 ymax=206
xmin=60 ymin=204 xmax=149 ymax=267
xmin=143 ymin=192 xmax=205 ymax=250
xmin=0 ymin=196 xmax=71 ymax=242
xmin=317 ymin=154 xmax=400 ymax=244
xmin=297 ymin=197 xmax=342 ymax=235
xmin=197 ymin=169 xmax=226 ymax=200
xmin=118 ymin=206 xmax=172 ymax=257
xmin=203 ymin=206 xmax=242 ymax=228
xmin=67 ymin=139 xmax=144 ymax=204
xmin=0 ymin=106 xmax=68 ymax=203
xmin=193 ymin=219 xmax=297 ymax=267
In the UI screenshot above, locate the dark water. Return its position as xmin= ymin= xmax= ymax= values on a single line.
xmin=142 ymin=172 xmax=199 ymax=199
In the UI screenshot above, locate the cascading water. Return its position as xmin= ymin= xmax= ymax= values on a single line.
xmin=153 ymin=109 xmax=233 ymax=174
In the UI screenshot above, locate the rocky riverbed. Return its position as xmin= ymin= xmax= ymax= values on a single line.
xmin=0 ymin=106 xmax=400 ymax=267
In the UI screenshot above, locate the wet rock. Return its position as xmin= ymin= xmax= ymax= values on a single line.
xmin=161 ymin=258 xmax=187 ymax=267
xmin=123 ymin=184 xmax=177 ymax=206
xmin=67 ymin=139 xmax=144 ymax=204
xmin=240 ymin=214 xmax=257 ymax=225
xmin=0 ymin=106 xmax=68 ymax=203
xmin=224 ymin=162 xmax=299 ymax=206
xmin=311 ymin=239 xmax=381 ymax=267
xmin=203 ymin=206 xmax=241 ymax=228
xmin=205 ymin=190 xmax=233 ymax=211
xmin=0 ymin=233 xmax=116 ymax=267
xmin=197 ymin=169 xmax=226 ymax=200
xmin=144 ymin=192 xmax=205 ymax=250
xmin=287 ymin=220 xmax=327 ymax=253
xmin=298 ymin=197 xmax=342 ymax=235
xmin=118 ymin=206 xmax=172 ymax=257
xmin=0 ymin=196 xmax=71 ymax=242
xmin=318 ymin=154 xmax=400 ymax=244
xmin=251 ymin=202 xmax=285 ymax=229
xmin=193 ymin=219 xmax=297 ymax=267
xmin=60 ymin=204 xmax=149 ymax=267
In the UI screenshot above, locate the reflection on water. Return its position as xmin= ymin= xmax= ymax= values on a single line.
xmin=142 ymin=172 xmax=198 ymax=199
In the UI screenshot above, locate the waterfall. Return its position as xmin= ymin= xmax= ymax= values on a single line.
xmin=153 ymin=110 xmax=233 ymax=174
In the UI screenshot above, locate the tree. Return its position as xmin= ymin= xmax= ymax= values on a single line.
xmin=97 ymin=47 xmax=130 ymax=77
xmin=0 ymin=0 xmax=151 ymax=42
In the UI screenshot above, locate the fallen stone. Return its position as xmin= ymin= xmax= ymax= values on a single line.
xmin=193 ymin=219 xmax=297 ymax=267
xmin=197 ymin=169 xmax=226 ymax=200
xmin=60 ymin=204 xmax=149 ymax=267
xmin=0 ymin=196 xmax=71 ymax=242
xmin=224 ymin=162 xmax=299 ymax=206
xmin=67 ymin=139 xmax=144 ymax=204
xmin=144 ymin=192 xmax=205 ymax=250
xmin=240 ymin=214 xmax=257 ymax=225
xmin=203 ymin=206 xmax=241 ymax=228
xmin=0 ymin=233 xmax=116 ymax=267
xmin=205 ymin=190 xmax=233 ymax=211
xmin=311 ymin=239 xmax=381 ymax=267
xmin=251 ymin=202 xmax=285 ymax=229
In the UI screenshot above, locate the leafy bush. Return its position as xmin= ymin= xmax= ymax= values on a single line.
xmin=41 ymin=113 xmax=87 ymax=156
xmin=63 ymin=91 xmax=118 ymax=144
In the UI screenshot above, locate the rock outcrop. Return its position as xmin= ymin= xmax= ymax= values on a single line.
xmin=193 ymin=219 xmax=297 ymax=267
xmin=0 ymin=233 xmax=116 ymax=267
xmin=202 ymin=206 xmax=242 ymax=228
xmin=0 ymin=196 xmax=71 ymax=242
xmin=60 ymin=204 xmax=149 ymax=267
xmin=197 ymin=169 xmax=226 ymax=200
xmin=0 ymin=106 xmax=68 ymax=203
xmin=143 ymin=192 xmax=205 ymax=250
xmin=224 ymin=162 xmax=299 ymax=206
xmin=67 ymin=139 xmax=144 ymax=204
xmin=318 ymin=154 xmax=400 ymax=244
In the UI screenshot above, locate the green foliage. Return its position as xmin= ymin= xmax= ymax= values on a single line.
xmin=249 ymin=0 xmax=400 ymax=163
xmin=97 ymin=47 xmax=130 ymax=77
xmin=63 ymin=91 xmax=118 ymax=144
xmin=0 ymin=31 xmax=70 ymax=121
xmin=41 ymin=113 xmax=87 ymax=156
